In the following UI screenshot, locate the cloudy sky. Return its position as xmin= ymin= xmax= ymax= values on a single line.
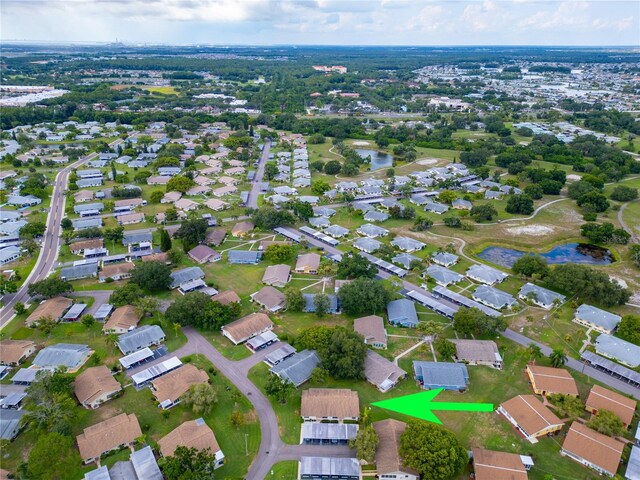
xmin=1 ymin=0 xmax=638 ymax=46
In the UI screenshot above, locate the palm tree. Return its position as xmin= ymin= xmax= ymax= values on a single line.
xmin=527 ymin=343 xmax=543 ymax=364
xmin=105 ymin=333 xmax=118 ymax=352
xmin=417 ymin=321 xmax=443 ymax=344
xmin=549 ymin=348 xmax=568 ymax=368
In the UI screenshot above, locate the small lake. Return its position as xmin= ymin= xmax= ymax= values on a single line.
xmin=355 ymin=148 xmax=394 ymax=171
xmin=478 ymin=243 xmax=614 ymax=268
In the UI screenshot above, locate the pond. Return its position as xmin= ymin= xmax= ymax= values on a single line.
xmin=477 ymin=243 xmax=614 ymax=268
xmin=355 ymin=148 xmax=394 ymax=171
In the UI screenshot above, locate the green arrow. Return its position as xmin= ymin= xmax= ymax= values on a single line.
xmin=371 ymin=388 xmax=494 ymax=425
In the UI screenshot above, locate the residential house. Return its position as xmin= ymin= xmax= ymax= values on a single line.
xmin=60 ymin=263 xmax=98 ymax=281
xmin=270 ymin=349 xmax=321 ymax=387
xmin=354 ymin=315 xmax=387 ymax=349
xmin=353 ymin=237 xmax=381 ymax=253
xmin=205 ymin=199 xmax=229 ymax=211
xmin=357 ymin=223 xmax=389 ymax=238
xmin=526 ymin=365 xmax=579 ymax=396
xmin=325 ymin=225 xmax=349 ymax=238
xmin=205 ymin=228 xmax=227 ymax=246
xmin=574 ymin=304 xmax=621 ymax=335
xmin=102 ymin=305 xmax=141 ymax=334
xmin=472 ymin=285 xmax=517 ymax=310
xmin=392 ymin=252 xmax=419 ymax=269
xmin=301 ymin=389 xmax=359 ymax=422
xmin=303 ymin=294 xmax=339 ymax=314
xmin=251 ymin=286 xmax=286 ymax=312
xmin=585 ymin=385 xmax=636 ymax=428
xmin=364 ymin=350 xmax=406 ymax=392
xmin=158 ymin=419 xmax=224 ymax=469
xmin=387 ymin=299 xmax=418 ymax=327
xmin=25 ymin=296 xmax=73 ymax=327
xmin=595 ymin=334 xmax=640 ymax=368
xmin=221 ymin=312 xmax=274 ymax=345
xmin=117 ymin=325 xmax=166 ymax=355
xmin=301 ymin=423 xmax=357 ymax=446
xmin=99 ymin=262 xmax=135 ymax=283
xmin=373 ymin=419 xmax=419 ymax=480
xmin=116 ymin=212 xmax=144 ymax=226
xmin=74 ymin=366 xmax=122 ymax=409
xmin=498 ymin=395 xmax=564 ymax=443
xmin=309 ymin=217 xmax=330 ymax=229
xmin=211 ymin=290 xmax=241 ymax=305
xmin=174 ymin=198 xmax=199 ymax=212
xmin=0 ymin=410 xmax=27 ymax=440
xmin=262 ymin=264 xmax=291 ymax=287
xmin=76 ymin=413 xmax=142 ymax=464
xmin=424 ymin=201 xmax=449 ymax=214
xmin=161 ymin=191 xmax=182 ymax=204
xmin=295 ymin=253 xmax=321 ymax=274
xmin=228 ymin=250 xmax=262 ymax=264
xmin=466 ymin=264 xmax=508 ymax=285
xmin=188 ymin=244 xmax=221 ymax=264
xmin=0 ymin=246 xmax=20 ymax=265
xmin=391 ymin=236 xmax=426 ymax=253
xmin=169 ymin=267 xmax=205 ymax=290
xmin=425 ymin=265 xmax=464 ymax=287
xmin=69 ymin=238 xmax=103 ymax=255
xmin=103 ymin=446 xmax=163 ymax=480
xmin=472 ymin=448 xmax=530 ymax=480
xmin=452 ymin=340 xmax=503 ymax=369
xmin=561 ymin=422 xmax=624 ymax=477
xmin=452 ymin=198 xmax=473 ymax=210
xmin=0 ymin=340 xmax=37 ymax=366
xmin=151 ymin=364 xmax=209 ymax=409
xmin=518 ymin=283 xmax=566 ymax=309
xmin=413 ymin=361 xmax=469 ymax=391
xmin=363 ymin=210 xmax=389 ymax=223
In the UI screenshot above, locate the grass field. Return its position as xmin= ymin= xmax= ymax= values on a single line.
xmin=269 ymin=460 xmax=299 ymax=479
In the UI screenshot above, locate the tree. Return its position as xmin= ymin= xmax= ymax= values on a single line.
xmin=159 ymin=228 xmax=172 ymax=252
xmin=512 ymin=255 xmax=549 ymax=278
xmin=28 ymin=277 xmax=73 ymax=299
xmin=13 ymin=301 xmax=25 ymax=315
xmin=568 ymin=180 xmax=597 ymax=200
xmin=290 ymin=199 xmax=313 ymax=220
xmin=547 ymin=394 xmax=584 ymax=420
xmin=182 ymin=383 xmax=218 ymax=415
xmin=549 ymin=348 xmax=567 ymax=368
xmin=285 ymin=287 xmax=304 ymax=312
xmin=505 ymin=194 xmax=534 ymax=215
xmin=252 ymin=206 xmax=295 ymax=230
xmin=399 ymin=420 xmax=467 ymax=480
xmin=174 ymin=218 xmax=208 ymax=251
xmin=577 ymin=191 xmax=610 ymax=213
xmin=165 ymin=292 xmax=240 ymax=330
xmin=453 ymin=307 xmax=506 ymax=337
xmin=230 ymin=410 xmax=245 ymax=429
xmin=324 ymin=160 xmax=342 ymax=175
xmin=545 ymin=264 xmax=630 ymax=307
xmin=166 ymin=175 xmax=195 ymax=193
xmin=527 ymin=343 xmax=543 ymax=364
xmin=524 ymin=184 xmax=543 ymax=200
xmin=338 ymin=278 xmax=391 ymax=316
xmin=435 ymin=338 xmax=456 ymax=360
xmin=109 ymin=282 xmax=144 ymax=306
xmin=443 ymin=216 xmax=462 ymax=228
xmin=0 ymin=278 xmax=17 ymax=295
xmin=336 ymin=253 xmax=378 ymax=279
xmin=150 ymin=190 xmax=164 ymax=204
xmin=438 ymin=190 xmax=457 ymax=204
xmin=130 ymin=261 xmax=172 ymax=292
xmin=27 ymin=433 xmax=82 ymax=480
xmin=311 ymin=180 xmax=331 ymax=195
xmin=265 ymin=375 xmax=294 ymax=404
xmin=416 ymin=321 xmax=443 ymax=343
xmin=313 ymin=294 xmax=331 ymax=318
xmin=296 ymin=326 xmax=334 ymax=352
xmin=460 ymin=148 xmax=490 ymax=167
xmin=264 ymin=162 xmax=278 ymax=180
xmin=20 ymin=221 xmax=46 ymax=239
xmin=350 ymin=425 xmax=378 ymax=464
xmin=321 ymin=327 xmax=368 ymax=379
xmin=629 ymin=244 xmax=640 ymax=268
xmin=81 ymin=314 xmax=96 ymax=329
xmin=60 ymin=217 xmax=73 ymax=230
xmin=25 ymin=369 xmax=76 ymax=435
xmin=413 ymin=217 xmax=433 ymax=231
xmin=470 ymin=204 xmax=498 ymax=222
xmin=135 ymin=296 xmax=161 ymax=317
xmin=161 ymin=446 xmax=221 ymax=480
xmin=264 ymin=244 xmax=293 ymax=262
xmin=587 ymin=409 xmax=625 ymax=437
xmin=103 ymin=226 xmax=124 ymax=243
xmin=610 ymin=185 xmax=638 ymax=202
xmin=615 ymin=315 xmax=640 ymax=345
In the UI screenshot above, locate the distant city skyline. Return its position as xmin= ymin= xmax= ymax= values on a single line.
xmin=1 ymin=0 xmax=639 ymax=47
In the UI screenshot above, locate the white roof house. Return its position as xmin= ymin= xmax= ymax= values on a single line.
xmin=357 ymin=223 xmax=389 ymax=238
xmin=574 ymin=305 xmax=621 ymax=335
xmin=466 ymin=264 xmax=508 ymax=285
xmin=518 ymin=283 xmax=566 ymax=309
xmin=425 ymin=265 xmax=463 ymax=287
xmin=472 ymin=285 xmax=517 ymax=310
xmin=595 ymin=334 xmax=640 ymax=368
xmin=391 ymin=236 xmax=426 ymax=253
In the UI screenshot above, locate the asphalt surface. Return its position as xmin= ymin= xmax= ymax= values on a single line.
xmin=0 ymin=139 xmax=123 ymax=329
xmin=247 ymin=139 xmax=271 ymax=209
xmin=127 ymin=327 xmax=352 ymax=480
xmin=282 ymin=225 xmax=640 ymax=400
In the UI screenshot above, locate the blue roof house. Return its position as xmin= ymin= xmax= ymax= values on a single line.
xmin=413 ymin=361 xmax=469 ymax=391
xmin=387 ymin=299 xmax=418 ymax=328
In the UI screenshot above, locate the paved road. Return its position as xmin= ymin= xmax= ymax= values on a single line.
xmin=247 ymin=139 xmax=271 ymax=209
xmin=127 ymin=327 xmax=352 ymax=479
xmin=503 ymin=329 xmax=640 ymax=400
xmin=0 ymin=139 xmax=123 ymax=329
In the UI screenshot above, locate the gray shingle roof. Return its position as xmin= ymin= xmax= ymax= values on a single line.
xmin=472 ymin=285 xmax=517 ymax=309
xmin=387 ymin=299 xmax=418 ymax=327
xmin=33 ymin=343 xmax=91 ymax=369
xmin=60 ymin=263 xmax=98 ymax=280
xmin=353 ymin=237 xmax=381 ymax=253
xmin=413 ymin=361 xmax=469 ymax=389
xmin=391 ymin=236 xmax=426 ymax=252
xmin=425 ymin=265 xmax=463 ymax=286
xmin=576 ymin=304 xmax=621 ymax=331
xmin=392 ymin=253 xmax=419 ymax=269
xmin=270 ymin=349 xmax=320 ymax=387
xmin=117 ymin=325 xmax=166 ymax=355
xmin=595 ymin=334 xmax=640 ymax=368
xmin=432 ymin=252 xmax=459 ymax=266
xmin=519 ymin=282 xmax=566 ymax=307
xmin=169 ymin=267 xmax=205 ymax=289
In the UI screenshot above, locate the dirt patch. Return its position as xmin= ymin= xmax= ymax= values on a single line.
xmin=244 ymin=411 xmax=258 ymax=424
xmin=416 ymin=158 xmax=440 ymax=166
xmin=352 ymin=141 xmax=370 ymax=146
xmin=505 ymin=225 xmax=555 ymax=236
xmin=609 ymin=276 xmax=628 ymax=289
xmin=566 ymin=174 xmax=582 ymax=182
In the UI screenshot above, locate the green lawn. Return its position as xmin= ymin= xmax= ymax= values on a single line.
xmin=268 ymin=460 xmax=298 ymax=479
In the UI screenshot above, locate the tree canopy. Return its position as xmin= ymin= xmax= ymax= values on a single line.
xmin=453 ymin=307 xmax=506 ymax=337
xmin=336 ymin=253 xmax=377 ymax=279
xmin=616 ymin=315 xmax=640 ymax=345
xmin=27 ymin=433 xmax=82 ymax=480
xmin=108 ymin=282 xmax=144 ymax=306
xmin=161 ymin=446 xmax=220 ymax=480
xmin=545 ymin=264 xmax=630 ymax=307
xmin=321 ymin=327 xmax=368 ymax=379
xmin=337 ymin=277 xmax=391 ymax=315
xmin=587 ymin=409 xmax=625 ymax=437
xmin=252 ymin=206 xmax=295 ymax=230
xmin=399 ymin=420 xmax=467 ymax=480
xmin=174 ymin=218 xmax=209 ymax=251
xmin=165 ymin=292 xmax=240 ymax=330
xmin=130 ymin=261 xmax=173 ymax=292
xmin=511 ymin=254 xmax=549 ymax=278
xmin=28 ymin=277 xmax=73 ymax=299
